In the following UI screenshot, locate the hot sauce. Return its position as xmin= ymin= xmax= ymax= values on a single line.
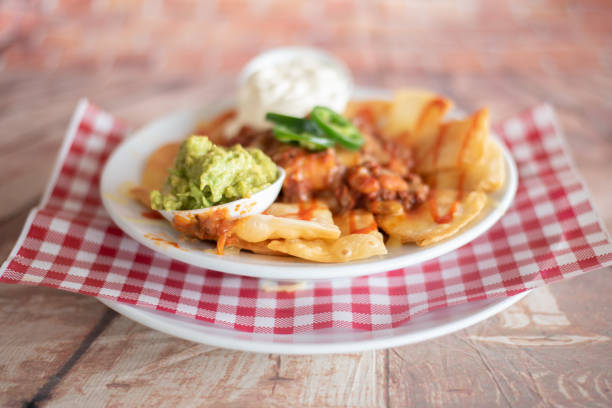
xmin=416 ymin=98 xmax=448 ymax=132
xmin=144 ymin=233 xmax=183 ymax=250
xmin=297 ymin=201 xmax=320 ymax=221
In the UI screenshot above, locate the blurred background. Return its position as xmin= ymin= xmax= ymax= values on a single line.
xmin=0 ymin=0 xmax=611 ymax=226
xmin=2 ymin=0 xmax=610 ymax=117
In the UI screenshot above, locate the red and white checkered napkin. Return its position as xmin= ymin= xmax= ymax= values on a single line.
xmin=2 ymin=100 xmax=611 ymax=334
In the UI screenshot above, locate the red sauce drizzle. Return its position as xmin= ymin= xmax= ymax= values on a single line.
xmin=297 ymin=201 xmax=320 ymax=221
xmin=416 ymin=98 xmax=447 ymax=131
xmin=210 ymin=208 xmax=236 ymax=255
xmin=141 ymin=210 xmax=164 ymax=219
xmin=356 ymin=106 xmax=376 ymax=128
xmin=144 ymin=233 xmax=182 ymax=250
xmin=216 ymin=233 xmax=229 ymax=255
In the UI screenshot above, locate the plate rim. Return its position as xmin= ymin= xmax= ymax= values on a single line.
xmin=99 ymin=291 xmax=529 ymax=354
xmin=100 ymin=88 xmax=518 ymax=281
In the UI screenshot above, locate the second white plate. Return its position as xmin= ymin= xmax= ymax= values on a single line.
xmin=100 ymin=89 xmax=518 ymax=281
xmin=99 ymin=291 xmax=529 ymax=354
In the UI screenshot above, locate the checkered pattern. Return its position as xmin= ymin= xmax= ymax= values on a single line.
xmin=2 ymin=100 xmax=611 ymax=334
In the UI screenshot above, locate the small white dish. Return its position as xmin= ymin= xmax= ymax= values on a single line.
xmin=100 ymin=88 xmax=518 ymax=282
xmin=237 ymin=46 xmax=353 ymax=93
xmin=158 ymin=168 xmax=285 ymax=223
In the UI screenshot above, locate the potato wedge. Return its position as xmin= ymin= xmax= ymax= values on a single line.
xmin=376 ymin=189 xmax=487 ymax=246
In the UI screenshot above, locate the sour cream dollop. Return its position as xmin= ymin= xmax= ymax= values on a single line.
xmin=225 ymin=54 xmax=351 ymax=136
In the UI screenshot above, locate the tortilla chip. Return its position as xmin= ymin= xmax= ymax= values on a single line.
xmin=226 ymin=239 xmax=282 ymax=256
xmin=333 ymin=209 xmax=378 ymax=236
xmin=129 ymin=142 xmax=180 ymax=208
xmin=129 ymin=186 xmax=153 ymax=208
xmin=470 ymin=137 xmax=505 ymax=192
xmin=376 ymin=189 xmax=487 ymax=246
xmin=263 ymin=202 xmax=335 ymax=227
xmin=415 ymin=108 xmax=489 ymax=174
xmin=344 ymin=100 xmax=391 ymax=121
xmin=426 ymin=137 xmax=505 ymax=193
xmin=194 ymin=110 xmax=236 ymax=145
xmin=268 ymin=233 xmax=386 ymax=263
xmin=384 ymin=89 xmax=453 ymax=145
xmin=141 ymin=142 xmax=180 ymax=191
xmin=267 ymin=210 xmax=387 ymax=263
xmin=232 ymin=202 xmax=340 ymax=243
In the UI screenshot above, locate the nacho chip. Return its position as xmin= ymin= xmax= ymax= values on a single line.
xmin=426 ymin=137 xmax=505 ymax=193
xmin=267 ymin=210 xmax=387 ymax=263
xmin=232 ymin=202 xmax=340 ymax=243
xmin=344 ymin=99 xmax=391 ymax=121
xmin=141 ymin=142 xmax=180 ymax=191
xmin=333 ymin=209 xmax=379 ymax=236
xmin=415 ymin=108 xmax=489 ymax=174
xmin=471 ymin=137 xmax=505 ymax=191
xmin=226 ymin=239 xmax=281 ymax=256
xmin=262 ymin=201 xmax=335 ymax=227
xmin=129 ymin=142 xmax=180 ymax=207
xmin=194 ymin=109 xmax=236 ymax=145
xmin=385 ymin=89 xmax=453 ymax=145
xmin=268 ymin=233 xmax=386 ymax=263
xmin=376 ymin=189 xmax=487 ymax=246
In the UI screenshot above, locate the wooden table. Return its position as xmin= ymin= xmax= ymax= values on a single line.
xmin=2 ymin=1 xmax=612 ymax=406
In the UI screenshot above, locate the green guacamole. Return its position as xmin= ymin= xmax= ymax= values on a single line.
xmin=150 ymin=135 xmax=278 ymax=211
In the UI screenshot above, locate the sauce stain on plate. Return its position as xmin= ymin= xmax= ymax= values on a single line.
xmin=145 ymin=233 xmax=187 ymax=251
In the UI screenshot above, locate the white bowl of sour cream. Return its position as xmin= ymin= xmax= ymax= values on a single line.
xmin=225 ymin=46 xmax=354 ymax=136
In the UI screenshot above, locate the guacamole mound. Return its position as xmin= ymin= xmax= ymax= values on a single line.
xmin=150 ymin=135 xmax=278 ymax=211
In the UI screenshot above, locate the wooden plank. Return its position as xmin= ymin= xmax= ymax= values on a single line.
xmin=0 ymin=286 xmax=110 ymax=408
xmin=388 ymin=272 xmax=612 ymax=407
xmin=44 ymin=317 xmax=385 ymax=407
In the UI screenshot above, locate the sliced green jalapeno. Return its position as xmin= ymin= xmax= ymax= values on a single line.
xmin=266 ymin=112 xmax=335 ymax=151
xmin=272 ymin=126 xmax=335 ymax=151
xmin=311 ymin=106 xmax=364 ymax=150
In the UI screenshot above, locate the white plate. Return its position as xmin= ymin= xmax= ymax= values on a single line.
xmin=100 ymin=89 xmax=518 ymax=281
xmin=100 ymin=291 xmax=529 ymax=354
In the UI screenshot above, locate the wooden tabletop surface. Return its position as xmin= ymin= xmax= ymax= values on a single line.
xmin=1 ymin=1 xmax=611 ymax=407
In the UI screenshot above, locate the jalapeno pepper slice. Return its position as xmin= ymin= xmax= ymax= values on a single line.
xmin=266 ymin=112 xmax=335 ymax=151
xmin=310 ymin=106 xmax=364 ymax=150
xmin=265 ymin=113 xmax=314 ymax=132
xmin=272 ymin=125 xmax=335 ymax=151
